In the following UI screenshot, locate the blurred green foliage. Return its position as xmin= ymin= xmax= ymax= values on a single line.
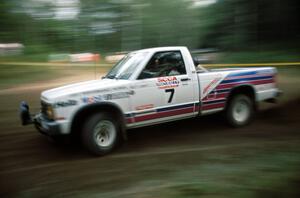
xmin=0 ymin=65 xmax=58 ymax=88
xmin=0 ymin=0 xmax=299 ymax=59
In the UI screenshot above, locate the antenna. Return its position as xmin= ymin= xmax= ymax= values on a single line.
xmin=94 ymin=54 xmax=96 ymax=79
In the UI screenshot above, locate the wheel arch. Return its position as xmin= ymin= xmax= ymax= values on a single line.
xmin=225 ymin=84 xmax=256 ymax=110
xmin=70 ymin=102 xmax=127 ymax=141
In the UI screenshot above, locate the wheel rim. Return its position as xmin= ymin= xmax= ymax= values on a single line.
xmin=93 ymin=120 xmax=116 ymax=147
xmin=233 ymin=99 xmax=250 ymax=123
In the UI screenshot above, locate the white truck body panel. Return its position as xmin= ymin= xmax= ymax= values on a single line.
xmin=38 ymin=47 xmax=279 ymax=135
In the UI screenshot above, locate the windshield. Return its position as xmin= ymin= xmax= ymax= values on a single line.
xmin=105 ymin=51 xmax=148 ymax=80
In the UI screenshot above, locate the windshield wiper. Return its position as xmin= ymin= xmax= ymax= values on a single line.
xmin=103 ymin=74 xmax=119 ymax=79
xmin=104 ymin=74 xmax=115 ymax=79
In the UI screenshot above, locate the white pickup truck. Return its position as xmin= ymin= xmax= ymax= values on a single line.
xmin=20 ymin=46 xmax=281 ymax=155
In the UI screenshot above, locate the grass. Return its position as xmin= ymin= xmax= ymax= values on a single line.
xmin=216 ymin=50 xmax=300 ymax=64
xmin=0 ymin=53 xmax=49 ymax=62
xmin=0 ymin=64 xmax=59 ymax=89
xmin=0 ymin=63 xmax=111 ymax=89
xmin=155 ymin=146 xmax=300 ymax=198
xmin=276 ymin=67 xmax=300 ymax=77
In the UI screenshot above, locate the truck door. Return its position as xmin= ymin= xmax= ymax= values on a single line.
xmin=129 ymin=51 xmax=195 ymax=126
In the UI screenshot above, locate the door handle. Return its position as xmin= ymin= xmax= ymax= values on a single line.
xmin=180 ymin=78 xmax=191 ymax=82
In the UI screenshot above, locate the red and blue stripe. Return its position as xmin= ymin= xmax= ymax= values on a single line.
xmin=202 ymin=70 xmax=275 ymax=111
xmin=126 ymin=70 xmax=275 ymax=123
xmin=125 ymin=102 xmax=197 ymax=124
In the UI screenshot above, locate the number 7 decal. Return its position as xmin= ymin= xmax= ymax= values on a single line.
xmin=165 ymin=89 xmax=175 ymax=103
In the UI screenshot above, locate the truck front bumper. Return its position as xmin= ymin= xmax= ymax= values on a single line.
xmin=34 ymin=114 xmax=63 ymax=136
xmin=19 ymin=101 xmax=65 ymax=136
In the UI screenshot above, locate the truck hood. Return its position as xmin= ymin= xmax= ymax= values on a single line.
xmin=41 ymin=79 xmax=128 ymax=101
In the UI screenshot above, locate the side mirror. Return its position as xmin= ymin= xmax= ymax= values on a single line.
xmin=193 ymin=57 xmax=210 ymax=66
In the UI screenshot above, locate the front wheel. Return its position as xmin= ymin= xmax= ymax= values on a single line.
xmin=225 ymin=94 xmax=254 ymax=127
xmin=82 ymin=113 xmax=120 ymax=155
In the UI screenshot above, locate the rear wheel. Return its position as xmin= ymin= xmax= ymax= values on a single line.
xmin=82 ymin=112 xmax=120 ymax=155
xmin=226 ymin=94 xmax=254 ymax=127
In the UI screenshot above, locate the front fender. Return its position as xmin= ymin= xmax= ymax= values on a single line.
xmin=70 ymin=101 xmax=127 ymax=140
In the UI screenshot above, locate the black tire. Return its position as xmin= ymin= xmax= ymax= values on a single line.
xmin=225 ymin=94 xmax=254 ymax=127
xmin=82 ymin=112 xmax=120 ymax=156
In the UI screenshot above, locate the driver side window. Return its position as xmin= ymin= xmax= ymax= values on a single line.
xmin=138 ymin=51 xmax=186 ymax=79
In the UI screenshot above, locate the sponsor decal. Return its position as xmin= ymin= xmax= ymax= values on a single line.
xmin=135 ymin=104 xmax=154 ymax=111
xmin=156 ymin=76 xmax=179 ymax=89
xmin=82 ymin=87 xmax=128 ymax=96
xmin=54 ymin=100 xmax=77 ymax=108
xmin=112 ymin=86 xmax=127 ymax=91
xmin=82 ymin=95 xmax=103 ymax=104
xmin=82 ymin=91 xmax=134 ymax=104
xmin=130 ymin=84 xmax=149 ymax=89
xmin=82 ymin=88 xmax=112 ymax=96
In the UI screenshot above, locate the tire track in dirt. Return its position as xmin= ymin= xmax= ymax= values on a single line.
xmin=1 ymin=138 xmax=299 ymax=175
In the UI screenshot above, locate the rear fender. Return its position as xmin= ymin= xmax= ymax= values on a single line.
xmin=225 ymin=84 xmax=256 ymax=109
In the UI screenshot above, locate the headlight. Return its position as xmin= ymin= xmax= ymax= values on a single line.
xmin=46 ymin=105 xmax=55 ymax=120
xmin=41 ymin=101 xmax=55 ymax=120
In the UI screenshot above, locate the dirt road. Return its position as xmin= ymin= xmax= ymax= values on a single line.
xmin=0 ymin=71 xmax=300 ymax=197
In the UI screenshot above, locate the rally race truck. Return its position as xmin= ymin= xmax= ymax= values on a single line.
xmin=20 ymin=47 xmax=281 ymax=155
